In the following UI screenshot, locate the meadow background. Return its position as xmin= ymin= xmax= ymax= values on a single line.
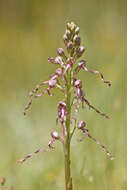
xmin=0 ymin=0 xmax=127 ymax=189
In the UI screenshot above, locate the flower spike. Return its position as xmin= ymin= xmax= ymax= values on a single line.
xmin=22 ymin=22 xmax=113 ymax=189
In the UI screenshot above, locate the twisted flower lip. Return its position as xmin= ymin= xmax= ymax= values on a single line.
xmin=78 ymin=121 xmax=114 ymax=160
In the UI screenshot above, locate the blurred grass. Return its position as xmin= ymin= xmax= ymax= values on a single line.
xmin=0 ymin=0 xmax=127 ymax=189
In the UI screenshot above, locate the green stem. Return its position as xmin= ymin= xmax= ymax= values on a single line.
xmin=64 ymin=70 xmax=73 ymax=190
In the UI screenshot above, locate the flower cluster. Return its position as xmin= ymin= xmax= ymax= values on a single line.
xmin=20 ymin=21 xmax=113 ymax=163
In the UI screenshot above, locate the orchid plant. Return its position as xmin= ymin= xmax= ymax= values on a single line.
xmin=19 ymin=22 xmax=113 ymax=190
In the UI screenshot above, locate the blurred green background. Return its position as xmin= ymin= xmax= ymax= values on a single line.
xmin=0 ymin=0 xmax=127 ymax=189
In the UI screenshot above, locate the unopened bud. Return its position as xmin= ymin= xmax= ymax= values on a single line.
xmin=67 ymin=42 xmax=73 ymax=52
xmin=75 ymin=26 xmax=80 ymax=34
xmin=79 ymin=46 xmax=85 ymax=53
xmin=63 ymin=34 xmax=68 ymax=45
xmin=76 ymin=46 xmax=86 ymax=58
xmin=78 ymin=121 xmax=86 ymax=129
xmin=67 ymin=21 xmax=76 ymax=32
xmin=57 ymin=48 xmax=64 ymax=56
xmin=51 ymin=131 xmax=60 ymax=140
xmin=48 ymin=57 xmax=55 ymax=64
xmin=73 ymin=35 xmax=81 ymax=46
xmin=66 ymin=29 xmax=71 ymax=39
